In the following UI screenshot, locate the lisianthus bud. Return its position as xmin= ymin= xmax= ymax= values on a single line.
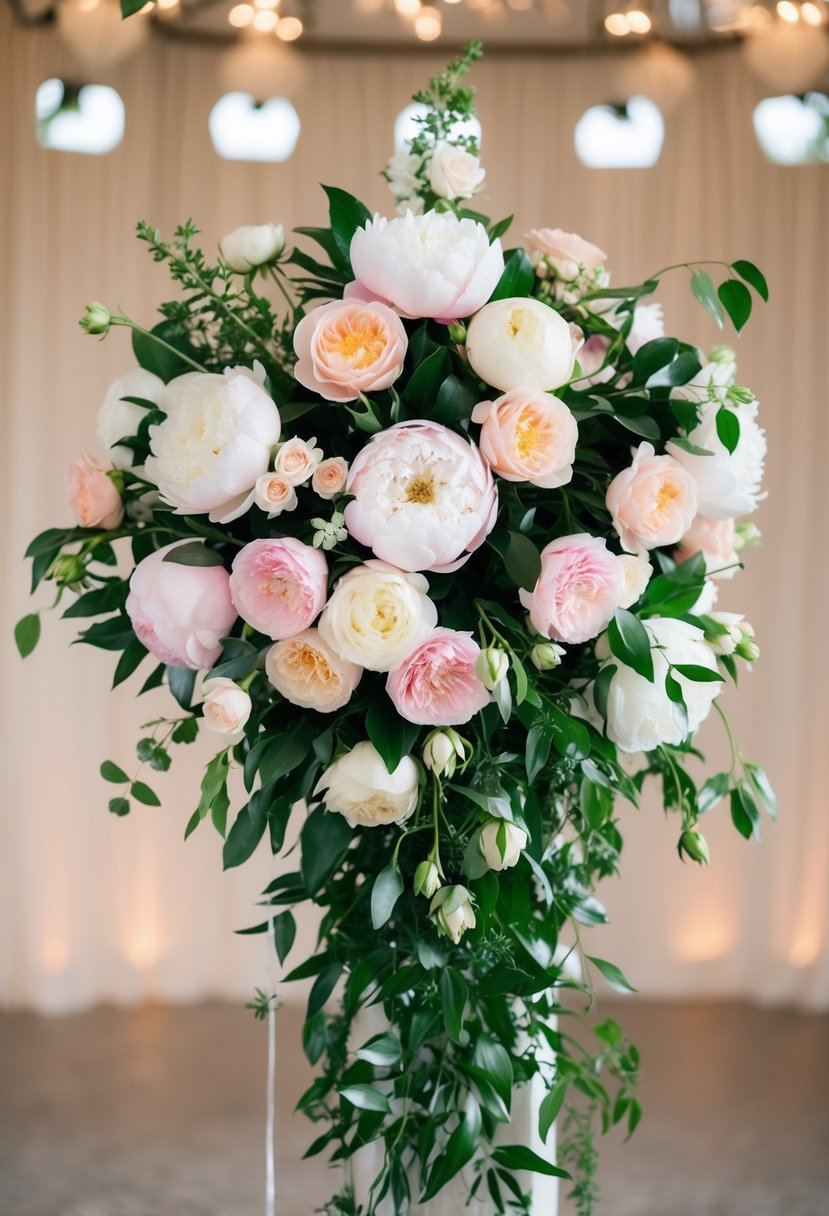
xmin=422 ymin=729 xmax=468 ymax=779
xmin=430 ymin=885 xmax=476 ymax=945
xmin=447 ymin=321 xmax=467 ymax=345
xmin=735 ymin=521 xmax=761 ymax=551
xmin=474 ymin=646 xmax=509 ymax=690
xmin=530 ymin=642 xmax=566 ymax=671
xmin=679 ymin=829 xmax=711 ymax=865
xmin=708 ymin=344 xmax=735 ymax=364
xmin=414 ymin=860 xmax=441 ymax=899
xmin=53 ymin=553 xmax=88 ymax=589
xmin=735 ymin=623 xmax=759 ymax=663
xmin=80 ymin=302 xmax=112 ymax=335
xmin=479 ymin=820 xmax=527 ymax=871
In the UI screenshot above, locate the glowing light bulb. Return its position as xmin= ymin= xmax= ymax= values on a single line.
xmin=626 ymin=8 xmax=652 ymax=32
xmin=157 ymin=0 xmax=178 ymax=9
xmin=604 ymin=12 xmax=630 ymax=34
xmin=252 ymin=7 xmax=278 ymax=29
xmin=276 ymin=14 xmax=302 ymax=38
xmin=394 ymin=0 xmax=421 ymax=16
xmin=801 ymin=1 xmax=823 ymax=23
xmin=229 ymin=2 xmax=254 ymax=26
xmin=414 ymin=5 xmax=442 ymax=37
xmin=776 ymin=0 xmax=800 ymax=20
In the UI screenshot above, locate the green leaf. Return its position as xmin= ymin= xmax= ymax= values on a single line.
xmin=490 ymin=1145 xmax=570 ymax=1179
xmin=62 ymin=582 xmax=128 ymax=619
xmin=715 ymin=405 xmax=740 ymax=454
xmin=607 ymin=610 xmax=654 ymax=682
xmin=101 ymin=760 xmax=129 ymax=784
xmin=171 ymin=717 xmax=198 ymax=744
xmin=132 ymin=321 xmax=200 ymax=383
xmin=549 ymin=705 xmax=591 ymax=761
xmin=503 ymin=531 xmax=541 ymax=592
xmin=646 ymin=350 xmax=703 ymax=388
xmin=731 ymin=259 xmax=769 ymax=302
xmin=301 ymin=805 xmax=352 ymax=896
xmin=718 ymin=279 xmax=752 ymax=332
xmin=631 ymin=337 xmax=678 ymax=385
xmin=672 ymin=663 xmax=724 ymax=683
xmin=525 ymin=721 xmax=553 ymax=784
xmin=109 ymin=796 xmax=131 ymax=817
xmin=120 ymin=0 xmax=148 ymax=15
xmin=731 ymin=785 xmax=761 ymax=840
xmin=690 ymin=268 xmax=725 ymax=328
xmin=587 ymin=954 xmax=637 ymax=993
xmin=538 ymin=1082 xmax=567 ymax=1144
xmin=223 ymin=796 xmax=267 ymax=869
xmin=308 ymin=962 xmax=343 ymax=1018
xmin=131 ymin=780 xmax=161 ymax=807
xmin=75 ymin=616 xmax=134 ymax=652
xmin=744 ymin=762 xmax=777 ymax=820
xmin=697 ymin=771 xmax=730 ymax=815
xmin=338 ymin=1084 xmax=390 ymax=1115
xmin=592 ymin=665 xmax=616 ymax=723
xmin=473 ymin=1036 xmax=513 ymax=1107
xmin=420 ymin=1097 xmax=482 ymax=1202
xmin=323 ymin=185 xmax=372 ymax=268
xmin=272 ymin=910 xmax=296 ymax=966
xmin=356 ymin=1033 xmax=403 ymax=1068
xmin=488 ymin=248 xmax=534 ymax=302
xmin=365 ymin=700 xmax=420 ymax=774
xmin=489 ymin=214 xmax=513 ymax=241
xmin=162 ymin=541 xmax=224 ymax=568
xmin=370 ymin=862 xmax=404 ymax=930
xmin=402 ymin=347 xmax=450 ymax=409
xmin=167 ymin=665 xmax=197 ymax=711
xmin=112 ymin=638 xmax=148 ymax=688
xmin=258 ymin=723 xmax=314 ymax=787
xmin=439 ymin=968 xmax=469 ymax=1043
xmin=613 ymin=411 xmax=662 ymax=442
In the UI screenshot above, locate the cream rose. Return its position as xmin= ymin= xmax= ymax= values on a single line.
xmin=318 ymin=561 xmax=437 ymax=673
xmin=315 ymin=741 xmax=419 ymax=829
xmin=430 ymin=885 xmax=476 ymax=944
xmin=201 ymin=678 xmax=252 ymax=745
xmin=479 ymin=820 xmax=527 ymax=871
xmin=265 ymin=629 xmax=361 ymax=712
xmin=429 ymin=141 xmax=485 ymax=201
xmin=676 ymin=516 xmax=739 ymax=580
xmin=312 ymin=457 xmax=349 ymax=500
xmin=253 ymin=474 xmax=297 ymax=518
xmin=274 ymin=436 xmax=323 ymax=486
xmin=606 ymin=442 xmax=698 ymax=553
xmin=617 ymin=554 xmax=652 ymax=609
xmin=472 ymin=388 xmax=578 ymax=489
xmin=466 ymin=297 xmax=579 ymax=393
xmin=219 ymin=223 xmax=285 ymax=273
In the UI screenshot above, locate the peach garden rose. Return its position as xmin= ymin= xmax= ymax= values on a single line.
xmin=312 ymin=457 xmax=348 ymax=499
xmin=471 ymin=388 xmax=578 ymax=489
xmin=69 ymin=452 xmax=124 ymax=530
xmin=265 ymin=629 xmax=361 ymax=713
xmin=293 ymin=300 xmax=408 ymax=403
xmin=606 ymin=441 xmax=698 ymax=553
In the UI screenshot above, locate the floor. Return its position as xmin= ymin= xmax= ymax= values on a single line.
xmin=0 ymin=1000 xmax=827 ymax=1216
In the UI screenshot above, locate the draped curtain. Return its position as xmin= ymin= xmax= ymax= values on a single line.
xmin=1 ymin=7 xmax=827 ymax=1012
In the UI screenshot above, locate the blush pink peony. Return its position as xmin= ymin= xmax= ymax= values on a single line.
xmin=519 ymin=533 xmax=623 ymax=645
xmin=69 ymin=452 xmax=124 ymax=530
xmin=230 ymin=537 xmax=328 ymax=640
xmin=345 ymin=420 xmax=497 ymax=574
xmin=293 ymin=299 xmax=408 ymax=403
xmin=126 ymin=540 xmax=237 ymax=670
xmin=386 ymin=628 xmax=490 ymax=727
xmin=606 ymin=442 xmax=698 ymax=553
xmin=676 ymin=515 xmax=739 ymax=580
xmin=471 ymin=388 xmax=578 ymax=489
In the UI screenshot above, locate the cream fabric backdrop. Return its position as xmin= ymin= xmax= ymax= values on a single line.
xmin=1 ymin=10 xmax=827 ymax=1012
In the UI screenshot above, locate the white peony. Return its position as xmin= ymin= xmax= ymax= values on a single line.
xmin=145 ymin=364 xmax=280 ymax=524
xmin=428 ymin=141 xmax=485 ymax=201
xmin=315 ymin=741 xmax=419 ymax=829
xmin=318 ymin=560 xmax=437 ymax=673
xmin=219 ymin=223 xmax=285 ymax=273
xmin=597 ymin=617 xmax=722 ymax=754
xmin=265 ymin=629 xmax=361 ymax=713
xmin=623 ymin=302 xmax=665 ymax=355
xmin=349 ymin=210 xmax=504 ymax=321
xmin=666 ymin=397 xmax=767 ymax=520
xmin=201 ymin=678 xmax=252 ymax=745
xmin=97 ymin=368 xmax=164 ymax=469
xmin=465 ymin=296 xmax=579 ymax=393
xmin=479 ymin=820 xmax=527 ymax=871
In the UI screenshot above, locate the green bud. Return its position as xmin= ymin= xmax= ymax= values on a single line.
xmin=80 ymin=301 xmax=113 ymax=336
xmin=679 ymin=829 xmax=711 ymax=865
xmin=734 ymin=520 xmax=761 ymax=551
xmin=708 ymin=344 xmax=735 ymax=364
xmin=474 ymin=646 xmax=509 ymax=691
xmin=530 ymin=642 xmax=565 ymax=671
xmin=422 ymin=728 xmax=468 ymax=779
xmin=52 ymin=553 xmax=87 ymax=589
xmin=727 ymin=385 xmax=755 ymax=404
xmin=447 ymin=321 xmax=467 ymax=345
xmin=735 ymin=629 xmax=760 ymax=663
xmin=414 ymin=860 xmax=441 ymax=899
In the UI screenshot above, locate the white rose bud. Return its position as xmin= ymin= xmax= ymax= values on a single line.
xmin=219 ymin=223 xmax=285 ymax=273
xmin=315 ymin=741 xmax=419 ymax=829
xmin=254 ymin=473 xmax=298 ymax=518
xmin=530 ymin=642 xmax=566 ymax=671
xmin=414 ymin=860 xmax=441 ymax=899
xmin=422 ymin=728 xmax=468 ymax=780
xmin=201 ymin=678 xmax=252 ymax=745
xmin=735 ymin=622 xmax=759 ymax=662
xmin=430 ymin=885 xmax=477 ymax=945
xmin=479 ymin=820 xmax=528 ymax=872
xmin=474 ymin=646 xmax=509 ymax=691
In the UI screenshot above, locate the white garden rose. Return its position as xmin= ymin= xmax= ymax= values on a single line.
xmin=479 ymin=820 xmax=527 ymax=871
xmin=465 ymin=297 xmax=579 ymax=393
xmin=597 ymin=617 xmax=721 ymax=754
xmin=666 ymin=397 xmax=767 ymax=520
xmin=201 ymin=678 xmax=252 ymax=745
xmin=266 ymin=629 xmax=361 ymax=713
xmin=617 ymin=554 xmax=652 ymax=609
xmin=145 ymin=364 xmax=280 ymax=524
xmin=97 ymin=368 xmax=164 ymax=469
xmin=315 ymin=741 xmax=419 ymax=829
xmin=318 ymin=561 xmax=437 ymax=672
xmin=428 ymin=141 xmax=485 ymax=201
xmin=274 ymin=436 xmax=323 ymax=486
xmin=219 ymin=223 xmax=285 ymax=273
xmin=349 ymin=210 xmax=504 ymax=321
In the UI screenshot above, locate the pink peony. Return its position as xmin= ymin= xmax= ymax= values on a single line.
xmin=126 ymin=540 xmax=236 ymax=670
xmin=345 ymin=420 xmax=497 ymax=574
xmin=69 ymin=452 xmax=124 ymax=530
xmin=349 ymin=210 xmax=505 ymax=321
xmin=606 ymin=442 xmax=698 ymax=554
xmin=293 ymin=299 xmax=408 ymax=403
xmin=676 ymin=515 xmax=739 ymax=580
xmin=386 ymin=628 xmax=490 ymax=726
xmin=519 ymin=533 xmax=623 ymax=645
xmin=472 ymin=388 xmax=578 ymax=489
xmin=230 ymin=537 xmax=328 ymax=640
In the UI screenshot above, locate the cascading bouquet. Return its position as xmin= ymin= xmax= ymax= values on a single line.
xmin=18 ymin=42 xmax=776 ymax=1216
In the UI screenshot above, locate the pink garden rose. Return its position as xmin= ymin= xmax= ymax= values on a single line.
xmin=69 ymin=452 xmax=124 ymax=530
xmin=345 ymin=420 xmax=497 ymax=574
xmin=386 ymin=628 xmax=490 ymax=726
xmin=519 ymin=533 xmax=623 ymax=645
xmin=526 ymin=228 xmax=607 ymax=279
xmin=293 ymin=300 xmax=408 ymax=403
xmin=472 ymin=388 xmax=578 ymax=489
xmin=349 ymin=210 xmax=504 ymax=321
xmin=230 ymin=537 xmax=328 ymax=640
xmin=126 ymin=540 xmax=237 ymax=670
xmin=606 ymin=442 xmax=698 ymax=554
xmin=676 ymin=515 xmax=739 ymax=580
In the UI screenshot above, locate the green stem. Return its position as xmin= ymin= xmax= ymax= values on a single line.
xmin=473 ymin=602 xmax=514 ymax=654
xmin=111 ymin=317 xmax=209 ymax=374
xmin=713 ymin=699 xmax=741 ymax=775
xmin=190 ymin=268 xmax=277 ymax=357
xmin=267 ymin=264 xmax=298 ymax=314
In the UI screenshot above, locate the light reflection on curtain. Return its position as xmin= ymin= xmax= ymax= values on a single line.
xmin=1 ymin=9 xmax=827 ymax=1011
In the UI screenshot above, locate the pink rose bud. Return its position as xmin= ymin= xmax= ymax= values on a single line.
xmin=68 ymin=452 xmax=124 ymax=530
xmin=253 ymin=474 xmax=298 ymax=518
xmin=312 ymin=457 xmax=349 ymax=500
xmin=525 ymin=228 xmax=607 ymax=280
xmin=230 ymin=537 xmax=328 ymax=640
xmin=273 ymin=436 xmax=323 ymax=486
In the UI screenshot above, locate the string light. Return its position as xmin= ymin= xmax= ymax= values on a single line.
xmin=253 ymin=8 xmax=278 ymax=30
xmin=277 ymin=14 xmax=303 ymax=38
xmin=414 ymin=4 xmax=442 ymax=37
xmin=776 ymin=0 xmax=800 ymax=21
xmin=604 ymin=12 xmax=630 ymax=34
xmin=394 ymin=0 xmax=421 ymax=16
xmin=626 ymin=8 xmax=652 ymax=32
xmin=229 ymin=3 xmax=254 ymax=26
xmin=801 ymin=1 xmax=824 ymax=23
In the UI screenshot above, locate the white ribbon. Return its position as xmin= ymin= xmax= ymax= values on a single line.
xmin=265 ymin=915 xmax=277 ymax=1216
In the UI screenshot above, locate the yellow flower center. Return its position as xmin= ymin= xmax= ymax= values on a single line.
xmin=321 ymin=318 xmax=387 ymax=369
xmin=515 ymin=412 xmax=540 ymax=458
xmin=406 ymin=474 xmax=437 ymax=505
